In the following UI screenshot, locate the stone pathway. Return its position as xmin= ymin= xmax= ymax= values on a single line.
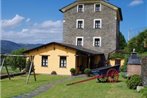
xmin=13 ymin=75 xmax=86 ymax=98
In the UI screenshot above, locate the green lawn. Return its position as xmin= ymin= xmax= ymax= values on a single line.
xmin=1 ymin=75 xmax=67 ymax=98
xmin=35 ymin=76 xmax=144 ymax=98
xmin=1 ymin=75 xmax=145 ymax=98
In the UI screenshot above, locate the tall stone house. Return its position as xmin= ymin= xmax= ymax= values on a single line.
xmin=60 ymin=0 xmax=123 ymax=58
xmin=24 ymin=0 xmax=123 ymax=75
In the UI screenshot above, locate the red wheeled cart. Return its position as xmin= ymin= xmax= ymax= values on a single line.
xmin=67 ymin=65 xmax=120 ymax=86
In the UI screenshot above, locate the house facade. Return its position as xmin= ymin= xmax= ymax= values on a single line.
xmin=24 ymin=0 xmax=122 ymax=75
xmin=61 ymin=0 xmax=122 ymax=58
xmin=24 ymin=42 xmax=104 ymax=75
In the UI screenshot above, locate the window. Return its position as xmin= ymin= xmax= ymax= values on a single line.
xmin=76 ymin=19 xmax=84 ymax=29
xmin=60 ymin=56 xmax=67 ymax=68
xmin=93 ymin=37 xmax=101 ymax=47
xmin=94 ymin=3 xmax=101 ymax=12
xmin=77 ymin=4 xmax=84 ymax=12
xmin=76 ymin=37 xmax=84 ymax=46
xmin=115 ymin=59 xmax=121 ymax=65
xmin=42 ymin=56 xmax=48 ymax=67
xmin=93 ymin=19 xmax=102 ymax=29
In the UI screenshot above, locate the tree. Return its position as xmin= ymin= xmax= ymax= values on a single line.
xmin=125 ymin=29 xmax=147 ymax=53
xmin=118 ymin=32 xmax=127 ymax=50
xmin=7 ymin=48 xmax=27 ymax=71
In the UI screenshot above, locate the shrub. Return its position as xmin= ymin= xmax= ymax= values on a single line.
xmin=51 ymin=71 xmax=57 ymax=75
xmin=121 ymin=72 xmax=128 ymax=79
xmin=120 ymin=65 xmax=127 ymax=72
xmin=126 ymin=75 xmax=142 ymax=89
xmin=84 ymin=68 xmax=91 ymax=77
xmin=109 ymin=53 xmax=125 ymax=59
xmin=70 ymin=68 xmax=76 ymax=75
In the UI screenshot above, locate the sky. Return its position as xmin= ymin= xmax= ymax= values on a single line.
xmin=1 ymin=0 xmax=147 ymax=44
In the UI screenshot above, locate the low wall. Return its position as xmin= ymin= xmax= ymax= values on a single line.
xmin=142 ymin=57 xmax=147 ymax=86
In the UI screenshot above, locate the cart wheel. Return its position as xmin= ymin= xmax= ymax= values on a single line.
xmin=106 ymin=68 xmax=119 ymax=82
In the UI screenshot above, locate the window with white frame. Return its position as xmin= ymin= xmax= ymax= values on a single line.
xmin=76 ymin=19 xmax=84 ymax=29
xmin=93 ymin=37 xmax=101 ymax=47
xmin=94 ymin=3 xmax=101 ymax=12
xmin=93 ymin=19 xmax=102 ymax=29
xmin=76 ymin=37 xmax=83 ymax=46
xmin=60 ymin=56 xmax=67 ymax=68
xmin=77 ymin=4 xmax=84 ymax=12
xmin=41 ymin=56 xmax=48 ymax=67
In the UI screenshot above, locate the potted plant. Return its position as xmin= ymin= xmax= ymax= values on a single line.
xmin=51 ymin=71 xmax=57 ymax=75
xmin=84 ymin=68 xmax=91 ymax=77
xmin=70 ymin=68 xmax=76 ymax=76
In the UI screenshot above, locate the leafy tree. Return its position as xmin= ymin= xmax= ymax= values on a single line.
xmin=118 ymin=32 xmax=127 ymax=50
xmin=109 ymin=52 xmax=125 ymax=59
xmin=125 ymin=29 xmax=147 ymax=53
xmin=6 ymin=48 xmax=27 ymax=71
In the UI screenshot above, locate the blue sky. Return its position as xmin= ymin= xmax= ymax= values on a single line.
xmin=1 ymin=0 xmax=147 ymax=44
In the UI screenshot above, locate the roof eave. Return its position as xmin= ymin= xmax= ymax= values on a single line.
xmin=118 ymin=8 xmax=123 ymax=21
xmin=59 ymin=1 xmax=77 ymax=13
xmin=60 ymin=0 xmax=123 ymax=21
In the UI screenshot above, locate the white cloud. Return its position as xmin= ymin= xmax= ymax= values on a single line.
xmin=40 ymin=20 xmax=62 ymax=29
xmin=26 ymin=18 xmax=31 ymax=22
xmin=1 ymin=19 xmax=63 ymax=44
xmin=2 ymin=14 xmax=25 ymax=29
xmin=129 ymin=0 xmax=144 ymax=6
xmin=22 ymin=29 xmax=29 ymax=33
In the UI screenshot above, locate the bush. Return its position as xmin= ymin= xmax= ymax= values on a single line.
xmin=84 ymin=68 xmax=91 ymax=77
xmin=126 ymin=75 xmax=142 ymax=89
xmin=121 ymin=72 xmax=128 ymax=79
xmin=140 ymin=87 xmax=147 ymax=97
xmin=70 ymin=68 xmax=76 ymax=75
xmin=120 ymin=65 xmax=127 ymax=72
xmin=51 ymin=71 xmax=57 ymax=75
xmin=109 ymin=53 xmax=125 ymax=59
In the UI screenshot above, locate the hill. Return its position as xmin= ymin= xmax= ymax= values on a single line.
xmin=0 ymin=40 xmax=42 ymax=54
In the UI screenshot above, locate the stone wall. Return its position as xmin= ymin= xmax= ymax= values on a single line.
xmin=142 ymin=57 xmax=147 ymax=86
xmin=63 ymin=2 xmax=119 ymax=58
xmin=127 ymin=65 xmax=141 ymax=76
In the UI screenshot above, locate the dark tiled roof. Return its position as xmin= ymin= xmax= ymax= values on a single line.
xmin=23 ymin=42 xmax=103 ymax=55
xmin=128 ymin=52 xmax=141 ymax=65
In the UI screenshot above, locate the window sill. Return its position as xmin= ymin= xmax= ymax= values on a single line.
xmin=94 ymin=28 xmax=101 ymax=29
xmin=59 ymin=67 xmax=67 ymax=68
xmin=41 ymin=66 xmax=48 ymax=67
xmin=94 ymin=10 xmax=101 ymax=12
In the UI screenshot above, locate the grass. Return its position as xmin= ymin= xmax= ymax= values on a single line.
xmin=0 ymin=74 xmax=67 ymax=98
xmin=140 ymin=87 xmax=147 ymax=98
xmin=1 ymin=74 xmax=145 ymax=98
xmin=35 ymin=76 xmax=144 ymax=98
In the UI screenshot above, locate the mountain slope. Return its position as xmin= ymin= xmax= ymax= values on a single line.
xmin=0 ymin=40 xmax=42 ymax=54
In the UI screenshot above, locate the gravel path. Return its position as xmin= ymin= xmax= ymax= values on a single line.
xmin=13 ymin=75 xmax=86 ymax=98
